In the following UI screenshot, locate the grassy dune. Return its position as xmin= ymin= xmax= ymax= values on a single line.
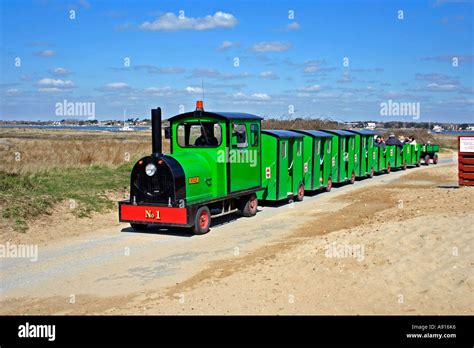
xmin=0 ymin=128 xmax=162 ymax=232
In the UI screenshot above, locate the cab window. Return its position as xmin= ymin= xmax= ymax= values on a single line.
xmin=232 ymin=124 xmax=248 ymax=148
xmin=177 ymin=122 xmax=222 ymax=147
xmin=250 ymin=124 xmax=259 ymax=147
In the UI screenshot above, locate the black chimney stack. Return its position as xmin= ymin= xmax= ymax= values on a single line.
xmin=151 ymin=107 xmax=162 ymax=155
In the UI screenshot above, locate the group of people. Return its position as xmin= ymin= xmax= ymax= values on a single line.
xmin=374 ymin=134 xmax=416 ymax=148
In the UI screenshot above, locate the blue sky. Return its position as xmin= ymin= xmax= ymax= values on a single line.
xmin=0 ymin=0 xmax=473 ymax=122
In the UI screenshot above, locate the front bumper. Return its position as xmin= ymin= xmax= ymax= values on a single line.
xmin=119 ymin=201 xmax=190 ymax=227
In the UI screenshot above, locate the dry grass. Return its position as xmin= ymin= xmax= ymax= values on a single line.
xmin=432 ymin=134 xmax=458 ymax=150
xmin=0 ymin=128 xmax=170 ymax=174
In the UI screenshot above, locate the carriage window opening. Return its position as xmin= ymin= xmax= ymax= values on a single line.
xmin=327 ymin=140 xmax=331 ymax=153
xmin=232 ymin=124 xmax=248 ymax=148
xmin=297 ymin=141 xmax=302 ymax=156
xmin=250 ymin=124 xmax=259 ymax=147
xmin=177 ymin=122 xmax=222 ymax=147
xmin=315 ymin=140 xmax=320 ymax=154
xmin=281 ymin=141 xmax=287 ymax=158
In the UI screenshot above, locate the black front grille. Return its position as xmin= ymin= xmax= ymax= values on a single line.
xmin=132 ymin=167 xmax=174 ymax=204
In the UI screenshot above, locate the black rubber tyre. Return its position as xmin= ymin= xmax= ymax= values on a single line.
xmin=326 ymin=177 xmax=332 ymax=192
xmin=294 ymin=183 xmax=304 ymax=202
xmin=433 ymin=154 xmax=438 ymax=165
xmin=425 ymin=155 xmax=430 ymax=165
xmin=192 ymin=206 xmax=211 ymax=235
xmin=240 ymin=194 xmax=258 ymax=217
xmin=130 ymin=223 xmax=147 ymax=231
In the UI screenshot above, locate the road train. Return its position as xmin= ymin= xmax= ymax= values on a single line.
xmin=118 ymin=102 xmax=439 ymax=235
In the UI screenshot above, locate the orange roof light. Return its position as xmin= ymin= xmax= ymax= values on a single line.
xmin=196 ymin=100 xmax=204 ymax=110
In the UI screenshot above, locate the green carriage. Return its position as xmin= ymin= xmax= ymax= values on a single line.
xmin=347 ymin=129 xmax=376 ymax=178
xmin=320 ymin=130 xmax=356 ymax=184
xmin=292 ymin=130 xmax=334 ymax=191
xmin=420 ymin=144 xmax=440 ymax=165
xmin=257 ymin=130 xmax=305 ymax=202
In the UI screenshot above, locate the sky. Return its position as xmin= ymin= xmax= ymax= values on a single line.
xmin=0 ymin=0 xmax=473 ymax=123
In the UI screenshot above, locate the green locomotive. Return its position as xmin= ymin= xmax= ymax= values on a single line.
xmin=119 ymin=102 xmax=262 ymax=234
xmin=119 ymin=102 xmax=439 ymax=235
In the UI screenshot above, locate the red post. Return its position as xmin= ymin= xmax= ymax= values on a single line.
xmin=458 ymin=136 xmax=474 ymax=186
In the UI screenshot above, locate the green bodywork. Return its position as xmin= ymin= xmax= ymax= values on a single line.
xmin=322 ymin=130 xmax=356 ymax=182
xmin=294 ymin=130 xmax=333 ymax=190
xmin=410 ymin=143 xmax=422 ymax=165
xmin=258 ymin=131 xmax=304 ymax=201
xmin=347 ymin=130 xmax=376 ymax=176
xmin=373 ymin=145 xmax=388 ymax=173
xmin=385 ymin=145 xmax=396 ymax=170
xmin=421 ymin=144 xmax=440 ymax=154
xmin=169 ymin=114 xmax=262 ymax=206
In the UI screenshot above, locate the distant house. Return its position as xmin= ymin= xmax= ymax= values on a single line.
xmin=365 ymin=122 xmax=376 ymax=130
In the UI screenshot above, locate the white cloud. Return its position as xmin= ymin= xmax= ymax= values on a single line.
xmin=105 ymin=82 xmax=130 ymax=89
xmin=185 ymin=86 xmax=204 ymax=94
xmin=6 ymin=88 xmax=19 ymax=95
xmin=34 ymin=50 xmax=55 ymax=57
xmin=252 ymin=93 xmax=271 ymax=100
xmin=300 ymin=84 xmax=322 ymax=92
xmin=140 ymin=11 xmax=238 ymax=31
xmin=217 ymin=40 xmax=238 ymax=51
xmin=146 ymin=86 xmax=171 ymax=93
xmin=51 ymin=67 xmax=71 ymax=75
xmin=302 ymin=60 xmax=324 ymax=74
xmin=134 ymin=65 xmax=185 ymax=74
xmin=259 ymin=71 xmax=278 ymax=79
xmin=426 ymin=83 xmax=457 ymax=91
xmin=251 ymin=41 xmax=291 ymax=53
xmin=233 ymin=92 xmax=271 ymax=101
xmin=38 ymin=78 xmax=74 ymax=89
xmin=287 ymin=22 xmax=301 ymax=30
xmin=145 ymin=86 xmax=174 ymax=96
xmin=304 ymin=66 xmax=318 ymax=73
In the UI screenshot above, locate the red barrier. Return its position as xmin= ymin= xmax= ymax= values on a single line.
xmin=458 ymin=136 xmax=474 ymax=186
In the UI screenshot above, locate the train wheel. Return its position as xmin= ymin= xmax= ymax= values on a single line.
xmin=433 ymin=154 xmax=438 ymax=165
xmin=368 ymin=167 xmax=374 ymax=178
xmin=130 ymin=223 xmax=147 ymax=231
xmin=326 ymin=177 xmax=332 ymax=192
xmin=295 ymin=183 xmax=304 ymax=202
xmin=403 ymin=161 xmax=407 ymax=170
xmin=424 ymin=155 xmax=430 ymax=165
xmin=350 ymin=171 xmax=355 ymax=184
xmin=193 ymin=206 xmax=211 ymax=235
xmin=241 ymin=194 xmax=258 ymax=217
